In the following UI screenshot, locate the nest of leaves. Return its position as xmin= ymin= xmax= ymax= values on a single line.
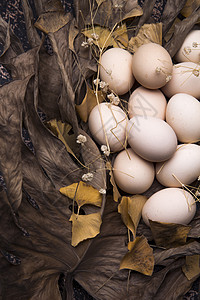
xmin=0 ymin=0 xmax=200 ymax=299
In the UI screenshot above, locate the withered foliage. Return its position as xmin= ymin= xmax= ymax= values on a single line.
xmin=0 ymin=0 xmax=200 ymax=299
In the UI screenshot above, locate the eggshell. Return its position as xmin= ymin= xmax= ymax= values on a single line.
xmin=127 ymin=116 xmax=177 ymax=162
xmin=156 ymin=144 xmax=200 ymax=187
xmin=113 ymin=148 xmax=155 ymax=194
xmin=175 ymin=30 xmax=200 ymax=63
xmin=99 ymin=48 xmax=135 ymax=95
xmin=162 ymin=62 xmax=200 ymax=98
xmin=128 ymin=86 xmax=167 ymax=120
xmin=142 ymin=188 xmax=196 ymax=226
xmin=88 ymin=103 xmax=127 ymax=152
xmin=132 ymin=43 xmax=173 ymax=89
xmin=166 ymin=93 xmax=200 ymax=143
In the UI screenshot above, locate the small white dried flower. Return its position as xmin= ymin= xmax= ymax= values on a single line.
xmin=87 ymin=37 xmax=94 ymax=45
xmin=93 ymin=78 xmax=100 ymax=86
xmin=192 ymin=42 xmax=198 ymax=48
xmin=91 ymin=33 xmax=99 ymax=40
xmin=82 ymin=172 xmax=94 ymax=182
xmin=81 ymin=41 xmax=89 ymax=48
xmin=183 ymin=46 xmax=191 ymax=55
xmin=76 ymin=134 xmax=87 ymax=145
xmin=107 ymin=93 xmax=120 ymax=105
xmin=99 ymin=188 xmax=106 ymax=194
xmin=198 ymin=175 xmax=200 ymax=181
xmin=101 ymin=145 xmax=110 ymax=156
xmin=166 ymin=75 xmax=172 ymax=83
xmin=99 ymin=81 xmax=106 ymax=89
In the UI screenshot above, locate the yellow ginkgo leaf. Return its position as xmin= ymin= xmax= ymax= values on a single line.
xmin=128 ymin=23 xmax=162 ymax=53
xmin=76 ymin=85 xmax=105 ymax=123
xmin=106 ymin=161 xmax=121 ymax=202
xmin=60 ymin=181 xmax=102 ymax=208
xmin=118 ymin=195 xmax=147 ymax=237
xmin=182 ymin=255 xmax=200 ymax=280
xmin=120 ymin=236 xmax=154 ymax=276
xmin=35 ymin=11 xmax=71 ymax=34
xmin=149 ymin=220 xmax=191 ymax=249
xmin=82 ymin=23 xmax=128 ymax=50
xmin=69 ymin=212 xmax=102 ymax=247
xmin=181 ymin=0 xmax=200 ymax=18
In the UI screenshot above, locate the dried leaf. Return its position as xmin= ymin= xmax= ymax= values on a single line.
xmin=82 ymin=23 xmax=129 ymax=50
xmin=0 ymin=16 xmax=10 ymax=57
xmin=60 ymin=181 xmax=102 ymax=208
xmin=181 ymin=0 xmax=200 ymax=19
xmin=182 ymin=255 xmax=200 ymax=280
xmin=120 ymin=236 xmax=154 ymax=276
xmin=76 ymin=85 xmax=105 ymax=122
xmin=106 ymin=161 xmax=121 ymax=202
xmin=34 ymin=11 xmax=72 ymax=34
xmin=96 ymin=0 xmax=107 ymax=5
xmin=128 ymin=23 xmax=162 ymax=53
xmin=149 ymin=220 xmax=191 ymax=249
xmin=164 ymin=18 xmax=182 ymax=43
xmin=85 ymin=0 xmax=143 ymax=30
xmin=47 ymin=119 xmax=80 ymax=159
xmin=69 ymin=212 xmax=102 ymax=246
xmin=118 ymin=195 xmax=147 ymax=237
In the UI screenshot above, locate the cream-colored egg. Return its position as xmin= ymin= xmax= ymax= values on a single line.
xmin=162 ymin=62 xmax=200 ymax=98
xmin=156 ymin=144 xmax=200 ymax=187
xmin=127 ymin=116 xmax=177 ymax=162
xmin=88 ymin=103 xmax=127 ymax=152
xmin=113 ymin=148 xmax=155 ymax=194
xmin=166 ymin=93 xmax=200 ymax=143
xmin=128 ymin=86 xmax=167 ymax=120
xmin=142 ymin=188 xmax=196 ymax=226
xmin=99 ymin=48 xmax=135 ymax=95
xmin=175 ymin=30 xmax=200 ymax=63
xmin=132 ymin=43 xmax=173 ymax=89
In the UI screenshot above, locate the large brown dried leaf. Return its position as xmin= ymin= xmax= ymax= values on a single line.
xmin=181 ymin=0 xmax=200 ymax=20
xmin=149 ymin=220 xmax=191 ymax=249
xmin=120 ymin=236 xmax=154 ymax=276
xmin=85 ymin=0 xmax=143 ymax=30
xmin=0 ymin=77 xmax=31 ymax=211
xmin=128 ymin=23 xmax=162 ymax=53
xmin=70 ymin=212 xmax=102 ymax=247
xmin=106 ymin=161 xmax=121 ymax=202
xmin=35 ymin=11 xmax=71 ymax=34
xmin=0 ymin=16 xmax=10 ymax=57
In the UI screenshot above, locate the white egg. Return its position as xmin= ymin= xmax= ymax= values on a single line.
xmin=132 ymin=43 xmax=173 ymax=89
xmin=99 ymin=48 xmax=135 ymax=95
xmin=156 ymin=144 xmax=200 ymax=187
xmin=113 ymin=148 xmax=155 ymax=194
xmin=166 ymin=93 xmax=200 ymax=143
xmin=128 ymin=86 xmax=167 ymax=120
xmin=127 ymin=116 xmax=177 ymax=162
xmin=162 ymin=62 xmax=200 ymax=98
xmin=88 ymin=102 xmax=127 ymax=152
xmin=142 ymin=188 xmax=196 ymax=226
xmin=175 ymin=30 xmax=200 ymax=63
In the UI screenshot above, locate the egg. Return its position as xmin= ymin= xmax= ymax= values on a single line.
xmin=175 ymin=30 xmax=200 ymax=63
xmin=88 ymin=102 xmax=127 ymax=152
xmin=166 ymin=93 xmax=200 ymax=143
xmin=156 ymin=144 xmax=200 ymax=187
xmin=132 ymin=43 xmax=173 ymax=89
xmin=162 ymin=62 xmax=200 ymax=98
xmin=99 ymin=48 xmax=135 ymax=95
xmin=142 ymin=188 xmax=196 ymax=226
xmin=127 ymin=116 xmax=177 ymax=162
xmin=128 ymin=86 xmax=167 ymax=120
xmin=113 ymin=148 xmax=155 ymax=194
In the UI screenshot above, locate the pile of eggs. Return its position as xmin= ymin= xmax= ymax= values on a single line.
xmin=88 ymin=30 xmax=200 ymax=227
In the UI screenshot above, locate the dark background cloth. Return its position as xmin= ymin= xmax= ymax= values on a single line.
xmin=0 ymin=0 xmax=199 ymax=299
